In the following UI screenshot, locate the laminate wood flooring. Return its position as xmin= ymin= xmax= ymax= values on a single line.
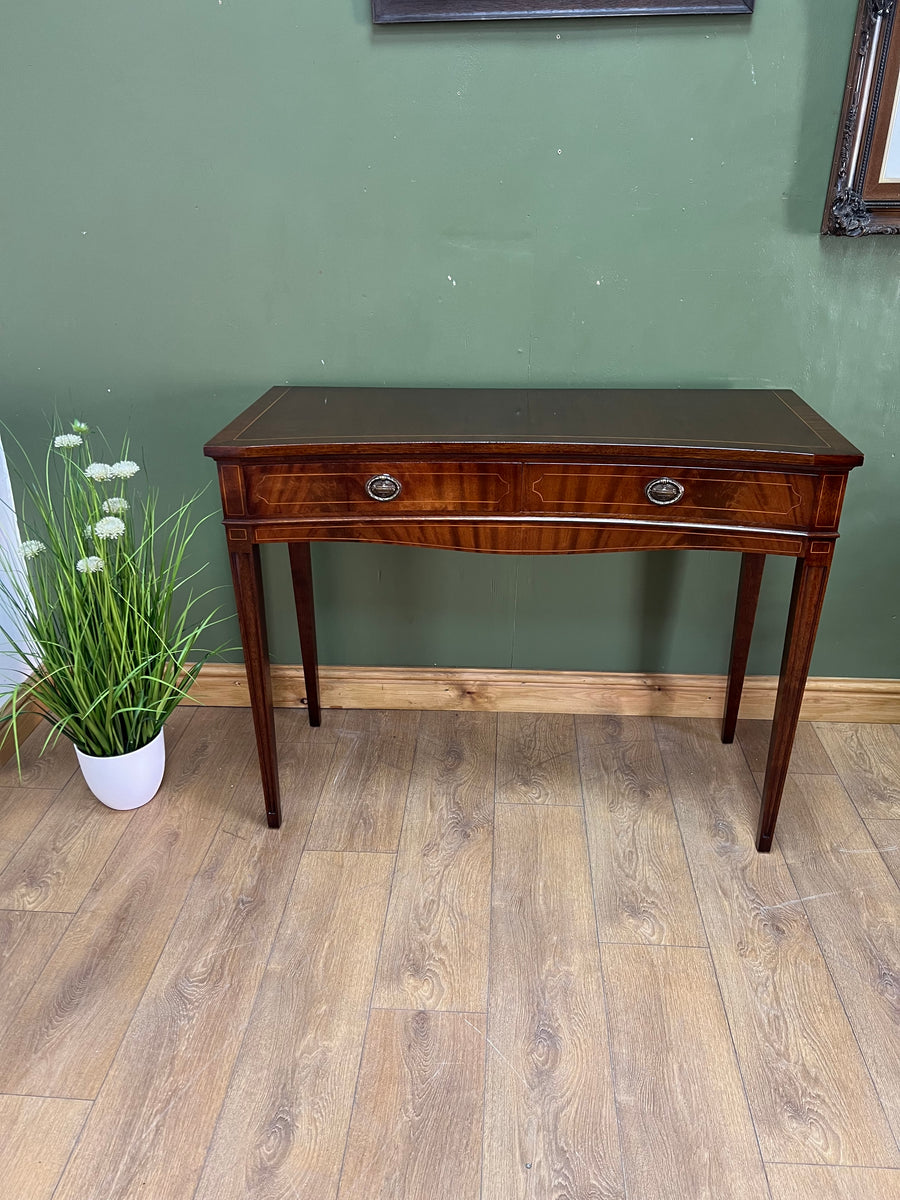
xmin=1 ymin=709 xmax=899 ymax=1199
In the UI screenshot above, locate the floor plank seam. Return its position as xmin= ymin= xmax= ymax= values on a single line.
xmin=776 ymin=825 xmax=900 ymax=1160
xmin=477 ymin=713 xmax=500 ymax=1200
xmin=649 ymin=717 xmax=772 ymax=1183
xmin=494 ymin=799 xmax=584 ymax=809
xmin=818 ymin=722 xmax=900 ymax=827
xmin=32 ymin=706 xmax=203 ymax=925
xmin=760 ymin=1161 xmax=779 ymax=1200
xmin=332 ymin=740 xmax=417 ymax=1198
xmin=735 ymin=722 xmax=765 ymax=795
xmin=0 ymin=906 xmax=80 ymax=916
xmin=0 ymin=910 xmax=73 ymax=1033
xmin=649 ymin=716 xmax=714 ymax=954
xmin=303 ymin=847 xmax=397 ymax=855
xmin=0 ymin=807 xmax=135 ymax=916
xmin=369 ymin=1005 xmax=488 ymax=1015
xmin=833 ymin=774 xmax=900 ymax=898
xmin=44 ymin=1099 xmax=94 ymax=1200
xmin=763 ymin=1159 xmax=900 ymax=1169
xmin=188 ymin=723 xmax=349 ymax=1200
xmin=57 ymin=738 xmax=255 ymax=1177
xmin=0 ymin=741 xmax=78 ymax=796
xmin=598 ymin=938 xmax=709 ymax=949
xmin=701 ymin=943 xmax=773 ymax=1189
xmin=573 ymin=716 xmax=631 ymax=1200
xmin=0 ymin=1088 xmax=95 ymax=1102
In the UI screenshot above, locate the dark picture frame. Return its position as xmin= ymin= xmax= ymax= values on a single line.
xmin=372 ymin=0 xmax=754 ymax=25
xmin=823 ymin=0 xmax=900 ymax=235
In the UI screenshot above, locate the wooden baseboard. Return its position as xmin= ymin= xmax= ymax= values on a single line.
xmin=0 ymin=705 xmax=44 ymax=769
xmin=186 ymin=663 xmax=900 ymax=723
xmin=2 ymin=665 xmax=894 ymax=769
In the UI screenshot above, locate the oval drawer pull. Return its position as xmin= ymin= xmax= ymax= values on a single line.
xmin=365 ymin=473 xmax=402 ymax=502
xmin=645 ymin=477 xmax=684 ymax=506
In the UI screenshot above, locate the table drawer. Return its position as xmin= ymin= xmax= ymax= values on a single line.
xmin=243 ymin=460 xmax=518 ymax=517
xmin=522 ymin=464 xmax=818 ymax=529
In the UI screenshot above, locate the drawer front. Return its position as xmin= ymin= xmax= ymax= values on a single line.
xmin=522 ymin=464 xmax=817 ymax=529
xmin=244 ymin=461 xmax=518 ymax=517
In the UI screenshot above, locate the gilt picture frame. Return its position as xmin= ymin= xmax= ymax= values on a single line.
xmin=823 ymin=0 xmax=900 ymax=235
xmin=372 ymin=0 xmax=754 ymax=26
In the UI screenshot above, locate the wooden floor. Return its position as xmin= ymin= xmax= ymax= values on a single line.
xmin=1 ymin=707 xmax=900 ymax=1200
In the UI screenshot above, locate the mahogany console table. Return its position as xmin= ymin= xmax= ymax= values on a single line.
xmin=204 ymin=387 xmax=863 ymax=851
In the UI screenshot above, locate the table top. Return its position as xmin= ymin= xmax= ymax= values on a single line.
xmin=205 ymin=386 xmax=864 ymax=470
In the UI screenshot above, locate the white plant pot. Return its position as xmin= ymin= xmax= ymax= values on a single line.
xmin=75 ymin=729 xmax=166 ymax=810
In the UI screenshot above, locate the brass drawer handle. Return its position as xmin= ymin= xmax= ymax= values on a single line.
xmin=365 ymin=473 xmax=402 ymax=502
xmin=645 ymin=477 xmax=684 ymax=506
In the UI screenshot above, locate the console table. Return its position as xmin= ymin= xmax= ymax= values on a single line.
xmin=204 ymin=387 xmax=863 ymax=851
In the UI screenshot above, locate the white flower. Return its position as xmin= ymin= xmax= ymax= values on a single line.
xmin=84 ymin=462 xmax=114 ymax=482
xmin=71 ymin=419 xmax=89 ymax=434
xmin=110 ymin=460 xmax=139 ymax=480
xmin=83 ymin=523 xmax=93 ymax=537
xmin=102 ymin=496 xmax=128 ymax=515
xmin=54 ymin=433 xmax=83 ymax=449
xmin=93 ymin=516 xmax=126 ymax=541
xmin=76 ymin=556 xmax=104 ymax=574
xmin=20 ymin=539 xmax=46 ymax=559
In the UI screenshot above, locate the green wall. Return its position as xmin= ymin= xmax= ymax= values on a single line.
xmin=2 ymin=0 xmax=896 ymax=677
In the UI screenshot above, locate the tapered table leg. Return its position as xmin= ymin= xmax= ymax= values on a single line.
xmin=756 ymin=546 xmax=833 ymax=852
xmin=722 ymin=553 xmax=766 ymax=744
xmin=229 ymin=542 xmax=281 ymax=827
xmin=288 ymin=541 xmax=321 ymax=727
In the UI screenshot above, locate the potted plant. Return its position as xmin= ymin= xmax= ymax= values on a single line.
xmin=0 ymin=419 xmax=220 ymax=808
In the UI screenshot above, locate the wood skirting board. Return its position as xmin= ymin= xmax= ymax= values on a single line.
xmin=0 ymin=706 xmax=44 ymax=769
xmin=2 ymin=667 xmax=897 ymax=770
xmin=187 ymin=664 xmax=900 ymax=723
